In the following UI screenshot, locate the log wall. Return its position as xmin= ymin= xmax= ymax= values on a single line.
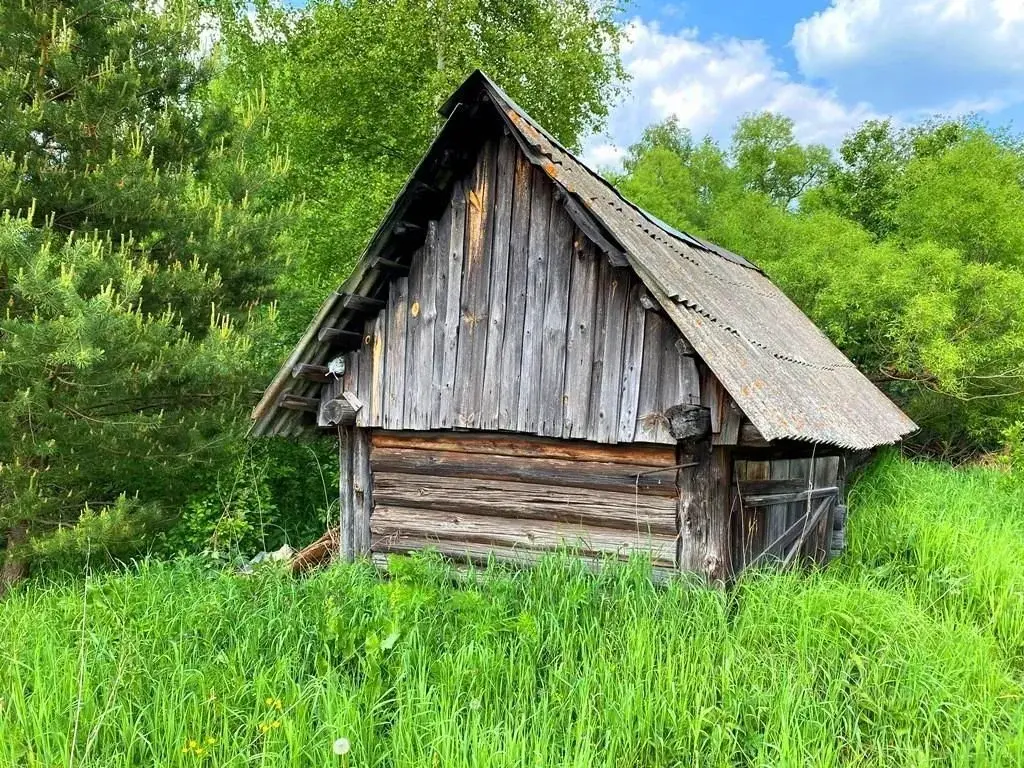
xmin=367 ymin=431 xmax=679 ymax=570
xmin=334 ymin=134 xmax=700 ymax=446
xmin=334 ymin=428 xmax=846 ymax=578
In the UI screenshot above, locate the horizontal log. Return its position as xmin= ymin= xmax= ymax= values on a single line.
xmin=370 ymin=506 xmax=677 ymax=567
xmin=291 ymin=363 xmax=330 ymax=382
xmin=277 ymin=393 xmax=319 ymax=413
xmin=317 ymin=397 xmax=357 ymax=427
xmin=317 ymin=327 xmax=364 ymax=345
xmin=370 ymin=431 xmax=677 ymax=467
xmin=741 ymin=486 xmax=839 ymax=508
xmin=339 ymin=292 xmax=385 ymax=312
xmin=373 ymin=472 xmax=677 ymax=534
xmin=369 ymin=447 xmax=677 ymax=497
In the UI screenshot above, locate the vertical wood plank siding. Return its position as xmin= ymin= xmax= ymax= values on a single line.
xmin=454 ymin=139 xmax=497 ymax=428
xmin=337 ymin=134 xmax=702 ymax=445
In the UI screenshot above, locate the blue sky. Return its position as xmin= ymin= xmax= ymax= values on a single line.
xmin=584 ymin=0 xmax=1024 ymax=167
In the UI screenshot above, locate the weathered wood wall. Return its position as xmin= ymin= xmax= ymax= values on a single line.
xmin=333 ymin=428 xmax=846 ymax=578
xmin=367 ymin=431 xmax=680 ymax=570
xmin=333 ymin=134 xmax=699 ymax=445
xmin=732 ymin=455 xmax=843 ymax=570
xmin=334 ymin=425 xmax=373 ymax=561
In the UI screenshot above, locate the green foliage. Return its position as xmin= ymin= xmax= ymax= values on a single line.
xmin=614 ymin=118 xmax=737 ymax=234
xmin=220 ymin=0 xmax=625 ymax=312
xmin=0 ymin=0 xmax=629 ymax=576
xmin=155 ymin=441 xmax=336 ymax=559
xmin=894 ymin=131 xmax=1024 ymax=268
xmin=0 ymin=0 xmax=291 ymax=571
xmin=731 ymin=112 xmax=830 ymax=206
xmin=617 ymin=112 xmax=1024 ymax=453
xmin=2 ymin=456 xmax=1024 ymax=765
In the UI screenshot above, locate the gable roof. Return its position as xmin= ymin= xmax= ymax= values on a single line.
xmin=252 ymin=70 xmax=916 ymax=450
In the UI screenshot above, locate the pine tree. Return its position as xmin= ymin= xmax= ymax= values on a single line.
xmin=0 ymin=0 xmax=288 ymax=590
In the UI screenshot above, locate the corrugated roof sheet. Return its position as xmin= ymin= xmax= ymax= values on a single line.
xmin=253 ymin=70 xmax=916 ymax=450
xmin=473 ymin=72 xmax=915 ymax=450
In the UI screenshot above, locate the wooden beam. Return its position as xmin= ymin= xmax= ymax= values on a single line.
xmin=339 ymin=292 xmax=385 ymax=313
xmin=291 ymin=363 xmax=330 ymax=382
xmin=674 ymin=337 xmax=696 ymax=357
xmin=553 ymin=187 xmax=629 ymax=267
xmin=338 ymin=425 xmax=355 ymax=562
xmin=370 ymin=506 xmax=677 ymax=568
xmin=369 ymin=256 xmax=410 ymax=272
xmin=352 ymin=429 xmax=373 ymax=557
xmin=317 ymin=326 xmax=364 ymax=345
xmin=740 ymin=485 xmax=839 ymax=508
xmin=393 ymin=221 xmax=424 ymax=237
xmin=277 ymin=393 xmax=319 ymax=413
xmin=737 ymin=420 xmax=770 ymax=448
xmin=737 ymin=478 xmax=804 ymax=498
xmin=370 ymin=446 xmax=677 ymax=497
xmin=665 ymin=404 xmax=711 ymax=441
xmin=370 ymin=431 xmax=677 ymax=467
xmin=639 ymin=291 xmax=661 ymax=313
xmin=372 ymin=471 xmax=677 ymax=534
xmin=782 ymin=496 xmax=834 ymax=569
xmin=746 ymin=495 xmax=834 ymax=571
xmin=677 ymin=442 xmax=733 ymax=586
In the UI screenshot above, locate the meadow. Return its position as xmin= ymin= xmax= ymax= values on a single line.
xmin=2 ymin=453 xmax=1023 ymax=767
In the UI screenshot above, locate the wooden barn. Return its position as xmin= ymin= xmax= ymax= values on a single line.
xmin=252 ymin=71 xmax=916 ymax=583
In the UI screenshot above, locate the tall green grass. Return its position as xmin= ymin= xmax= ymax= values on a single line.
xmin=1 ymin=453 xmax=1023 ymax=766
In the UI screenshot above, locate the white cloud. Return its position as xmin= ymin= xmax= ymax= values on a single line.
xmin=582 ymin=141 xmax=627 ymax=170
xmin=584 ymin=19 xmax=878 ymax=170
xmin=792 ymin=0 xmax=1024 ymax=109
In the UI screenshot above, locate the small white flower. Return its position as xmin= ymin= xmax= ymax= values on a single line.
xmin=333 ymin=737 xmax=351 ymax=756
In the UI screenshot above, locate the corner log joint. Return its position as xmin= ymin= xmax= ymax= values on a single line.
xmin=318 ymin=396 xmax=358 ymax=428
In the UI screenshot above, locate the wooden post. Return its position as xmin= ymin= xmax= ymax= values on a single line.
xmin=352 ymin=428 xmax=373 ymax=557
xmin=677 ymin=441 xmax=733 ymax=586
xmin=337 ymin=425 xmax=355 ymax=562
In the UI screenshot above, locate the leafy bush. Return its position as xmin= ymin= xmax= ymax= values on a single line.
xmin=615 ymin=117 xmax=1024 ymax=454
